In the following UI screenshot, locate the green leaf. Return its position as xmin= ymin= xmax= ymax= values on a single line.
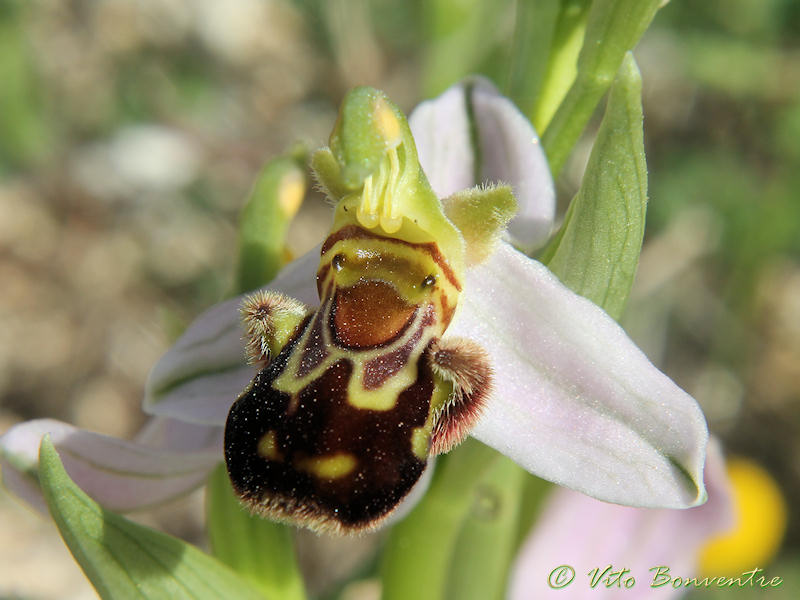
xmin=235 ymin=150 xmax=306 ymax=294
xmin=541 ymin=0 xmax=661 ymax=176
xmin=540 ymin=53 xmax=647 ymax=320
xmin=444 ymin=457 xmax=526 ymax=600
xmin=38 ymin=436 xmax=265 ymax=600
xmin=380 ymin=439 xmax=498 ymax=600
xmin=206 ymin=464 xmax=306 ymax=600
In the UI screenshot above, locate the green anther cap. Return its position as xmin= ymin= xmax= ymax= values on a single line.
xmin=323 ymin=87 xmax=466 ymax=280
xmin=329 ymin=87 xmax=406 ymax=190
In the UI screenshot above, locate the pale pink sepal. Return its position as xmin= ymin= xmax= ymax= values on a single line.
xmin=143 ymin=246 xmax=321 ymax=425
xmin=508 ymin=440 xmax=733 ymax=599
xmin=1 ymin=463 xmax=49 ymax=514
xmin=0 ymin=419 xmax=221 ymax=513
xmin=134 ymin=415 xmax=225 ymax=452
xmin=447 ymin=242 xmax=709 ymax=508
xmin=409 ymin=78 xmax=555 ymax=251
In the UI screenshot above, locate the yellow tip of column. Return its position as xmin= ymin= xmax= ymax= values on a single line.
xmin=374 ymin=96 xmax=402 ymax=148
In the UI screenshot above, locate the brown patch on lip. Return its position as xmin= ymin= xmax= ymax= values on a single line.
xmin=332 ymin=280 xmax=416 ymax=348
xmin=297 ymin=310 xmax=329 ymax=377
xmin=362 ymin=324 xmax=421 ymax=389
xmin=362 ymin=303 xmax=437 ymax=389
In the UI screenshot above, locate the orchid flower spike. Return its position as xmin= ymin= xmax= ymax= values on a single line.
xmin=0 ymin=79 xmax=709 ymax=533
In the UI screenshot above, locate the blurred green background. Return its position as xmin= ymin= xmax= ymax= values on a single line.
xmin=1 ymin=0 xmax=799 ymax=598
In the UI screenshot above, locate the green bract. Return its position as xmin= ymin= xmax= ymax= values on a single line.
xmin=38 ymin=436 xmax=264 ymax=600
xmin=541 ymin=52 xmax=647 ymax=320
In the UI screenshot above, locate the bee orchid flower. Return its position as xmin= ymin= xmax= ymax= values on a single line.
xmin=0 ymin=79 xmax=708 ymax=523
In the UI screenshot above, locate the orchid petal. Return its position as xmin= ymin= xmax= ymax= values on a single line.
xmin=508 ymin=440 xmax=733 ymax=599
xmin=469 ymin=78 xmax=555 ymax=251
xmin=409 ymin=79 xmax=555 ymax=251
xmin=448 ymin=242 xmax=708 ymax=508
xmin=409 ymin=84 xmax=475 ymax=199
xmin=143 ymin=246 xmax=320 ymax=425
xmin=0 ymin=419 xmax=221 ymax=513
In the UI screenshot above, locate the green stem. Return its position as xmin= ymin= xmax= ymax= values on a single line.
xmin=512 ymin=474 xmax=552 ymax=554
xmin=380 ymin=439 xmax=499 ymax=600
xmin=444 ymin=457 xmax=527 ymax=600
xmin=206 ymin=465 xmax=306 ymax=600
xmin=505 ymin=0 xmax=560 ymax=117
xmin=541 ymin=0 xmax=661 ymax=177
xmin=531 ymin=0 xmax=591 ymax=133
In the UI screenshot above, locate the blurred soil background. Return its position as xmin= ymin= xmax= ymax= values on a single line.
xmin=1 ymin=0 xmax=799 ymax=598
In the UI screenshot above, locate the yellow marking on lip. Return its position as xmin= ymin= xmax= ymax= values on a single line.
xmin=410 ymin=427 xmax=430 ymax=460
xmin=347 ymin=380 xmax=406 ymax=411
xmin=258 ymin=430 xmax=283 ymax=461
xmin=296 ymin=453 xmax=358 ymax=480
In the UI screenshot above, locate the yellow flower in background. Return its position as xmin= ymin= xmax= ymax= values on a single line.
xmin=699 ymin=457 xmax=787 ymax=577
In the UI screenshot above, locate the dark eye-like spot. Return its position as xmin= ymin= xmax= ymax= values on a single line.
xmin=421 ymin=274 xmax=436 ymax=288
xmin=332 ymin=253 xmax=346 ymax=271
